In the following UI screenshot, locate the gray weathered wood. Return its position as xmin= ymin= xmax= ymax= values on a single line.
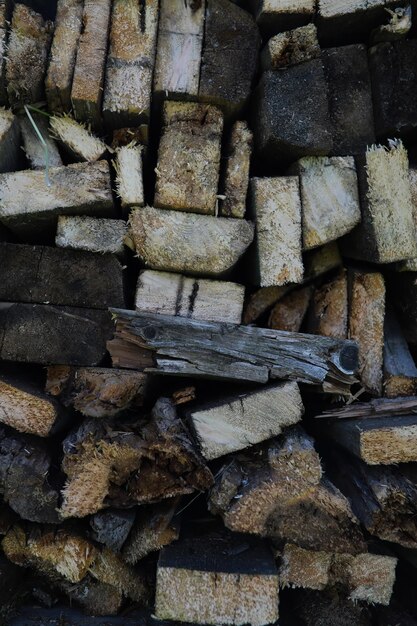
xmin=114 ymin=144 xmax=144 ymax=212
xmin=0 ymin=1 xmax=11 ymax=106
xmin=55 ymin=216 xmax=128 ymax=257
xmin=90 ymin=509 xmax=136 ymax=552
xmin=219 ymin=121 xmax=252 ymax=218
xmin=19 ymin=114 xmax=63 ymax=170
xmin=384 ymin=309 xmax=417 ymax=397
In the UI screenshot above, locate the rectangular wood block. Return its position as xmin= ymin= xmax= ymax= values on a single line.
xmin=219 ymin=121 xmax=252 ymax=218
xmin=55 ymin=216 xmax=128 ymax=257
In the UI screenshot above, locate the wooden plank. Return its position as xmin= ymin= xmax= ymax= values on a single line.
xmin=135 ymin=270 xmax=245 ymax=325
xmin=260 ymin=24 xmax=320 ymax=70
xmin=268 ymin=286 xmax=312 ymax=332
xmin=103 ymin=0 xmax=158 ymax=128
xmin=154 ymin=102 xmax=223 ymax=215
xmin=50 ymin=115 xmax=107 ymax=162
xmin=0 ymin=160 xmax=115 ymax=239
xmin=114 ymin=144 xmax=144 ymax=212
xmin=45 ymin=0 xmax=84 ymax=113
xmin=153 ymin=0 xmax=205 ymax=100
xmin=19 ymin=114 xmax=63 ymax=170
xmin=71 ymin=0 xmax=112 ymax=130
xmin=0 ymin=243 xmax=125 ymax=309
xmin=219 ymin=121 xmax=252 ymax=218
xmin=308 ymin=271 xmax=348 ymax=339
xmin=129 ymin=206 xmax=254 ymax=277
xmin=0 ymin=108 xmax=20 ymax=173
xmin=384 ymin=309 xmax=417 ymax=397
xmin=0 ymin=303 xmax=112 ymax=366
xmin=108 ymin=310 xmax=359 ymax=389
xmin=250 ymin=177 xmax=303 ymax=286
xmin=316 ymin=396 xmax=417 ymax=420
xmin=256 ymin=0 xmax=315 ymax=36
xmin=189 ymin=381 xmax=303 ymax=460
xmin=55 ymin=216 xmax=128 ymax=257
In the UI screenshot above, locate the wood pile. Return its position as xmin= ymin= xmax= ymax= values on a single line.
xmin=1 ymin=0 xmax=417 ymax=625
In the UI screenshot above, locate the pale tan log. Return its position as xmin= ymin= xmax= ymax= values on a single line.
xmin=398 ymin=167 xmax=417 ymax=271
xmin=19 ymin=114 xmax=62 ymax=170
xmin=189 ymin=381 xmax=303 ymax=460
xmin=219 ymin=121 xmax=252 ymax=218
xmin=103 ymin=0 xmax=158 ymax=127
xmin=129 ymin=206 xmax=254 ymax=277
xmin=309 ymin=271 xmax=348 ymax=339
xmin=114 ymin=144 xmax=144 ymax=211
xmin=0 ymin=108 xmax=20 ymax=172
xmin=45 ymin=0 xmax=84 ymax=113
xmin=304 ymin=241 xmax=342 ymax=279
xmin=6 ymin=4 xmax=52 ymax=106
xmin=342 ymin=553 xmax=397 ymax=605
xmin=349 ymin=271 xmax=385 ymax=395
xmin=342 ymin=141 xmax=417 ymax=263
xmin=88 ymin=546 xmax=148 ymax=602
xmin=384 ymin=310 xmax=417 ymax=397
xmin=261 ymin=24 xmax=320 ymax=70
xmin=135 ymin=270 xmax=245 ymax=324
xmin=0 ymin=161 xmax=115 ymax=238
xmin=256 ymin=0 xmax=315 ymax=34
xmin=153 ymin=0 xmax=205 ymax=99
xmin=55 ymin=216 xmax=128 ymax=257
xmin=154 ymin=102 xmax=223 ymax=215
xmin=50 ymin=115 xmax=107 ymax=162
xmin=250 ymin=177 xmax=303 ymax=286
xmin=71 ymin=0 xmax=112 ymax=130
xmin=268 ymin=286 xmax=312 ymax=332
xmin=243 ymin=285 xmax=291 ymax=325
xmin=278 ymin=543 xmax=331 ymax=590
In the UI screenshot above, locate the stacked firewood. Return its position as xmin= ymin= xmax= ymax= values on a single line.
xmin=1 ymin=0 xmax=417 ymax=624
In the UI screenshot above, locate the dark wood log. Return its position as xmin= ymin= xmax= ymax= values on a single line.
xmin=260 ymin=24 xmax=320 ymax=70
xmin=289 ymin=588 xmax=372 ymax=626
xmin=108 ymin=310 xmax=358 ymax=392
xmin=316 ymin=395 xmax=417 ymax=420
xmin=89 ymin=508 xmax=136 ymax=552
xmin=268 ymin=286 xmax=312 ymax=332
xmin=390 ymin=272 xmax=417 ymax=344
xmin=0 ymin=1 xmax=11 ymax=106
xmin=7 ymin=606 xmax=148 ymax=624
xmin=0 ymin=109 xmax=20 ymax=174
xmin=384 ymin=309 xmax=417 ymax=397
xmin=255 ymin=0 xmax=315 ymax=37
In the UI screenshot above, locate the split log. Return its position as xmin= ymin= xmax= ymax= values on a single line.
xmin=108 ymin=310 xmax=359 ymax=390
xmin=209 ymin=428 xmax=366 ymax=553
xmin=103 ymin=0 xmax=158 ymax=128
xmin=289 ymin=588 xmax=372 ymax=626
xmin=384 ymin=309 xmax=417 ymax=397
xmin=369 ymin=40 xmax=417 ymax=139
xmin=260 ymin=24 xmax=320 ymax=70
xmin=154 ymin=102 xmax=223 ymax=215
xmin=390 ymin=272 xmax=417 ymax=344
xmin=243 ymin=285 xmax=291 ymax=325
xmin=128 ymin=206 xmax=254 ymax=277
xmin=45 ymin=0 xmax=84 ymax=113
xmin=294 ymin=156 xmax=361 ymax=250
xmin=0 ymin=243 xmax=125 ymax=309
xmin=322 ymin=45 xmax=375 ymax=155
xmin=0 ymin=160 xmax=115 ymax=239
xmin=135 ymin=270 xmax=245 ymax=324
xmin=19 ymin=114 xmax=63 ymax=170
xmin=0 ymin=108 xmax=20 ymax=173
xmin=49 ymin=115 xmax=107 ymax=162
xmin=219 ymin=121 xmax=252 ymax=219
xmin=308 ymin=271 xmax=348 ymax=339
xmin=316 ymin=395 xmax=417 ymax=420
xmin=250 ymin=177 xmax=303 ymax=286
xmin=349 ymin=270 xmax=385 ymax=395
xmin=114 ymin=144 xmax=144 ymax=212
xmin=55 ymin=216 xmax=128 ymax=257
xmin=45 ymin=366 xmax=147 ymax=417
xmin=255 ymin=0 xmax=315 ymax=36
xmin=0 ymin=1 xmax=11 ymax=106
xmin=199 ymin=0 xmax=260 ymax=117
xmin=153 ymin=0 xmax=205 ymax=101
xmin=278 ymin=543 xmax=331 ymax=591
xmin=6 ymin=4 xmax=52 ymax=106
xmin=155 ymin=528 xmax=279 ymax=626
xmin=342 ymin=142 xmax=417 ymax=263
xmin=122 ymin=499 xmax=180 ymax=564
xmin=71 ymin=0 xmax=112 ymax=130
xmin=188 ymin=381 xmax=303 ymax=460
xmin=253 ymin=62 xmax=333 ymax=162
xmin=0 ymin=303 xmax=112 ymax=366
xmin=90 ymin=509 xmax=136 ymax=552
xmin=268 ymin=286 xmax=312 ymax=332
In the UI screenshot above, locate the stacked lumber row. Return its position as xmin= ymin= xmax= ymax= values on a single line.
xmin=0 ymin=0 xmax=416 ymax=625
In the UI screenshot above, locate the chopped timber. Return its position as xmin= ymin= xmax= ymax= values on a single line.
xmin=316 ymin=396 xmax=417 ymax=420
xmin=88 ymin=546 xmax=148 ymax=603
xmin=322 ymin=45 xmax=375 ymax=155
xmin=103 ymin=0 xmax=158 ymax=128
xmin=114 ymin=144 xmax=144 ymax=211
xmin=0 ymin=108 xmax=20 ymax=173
xmin=304 ymin=241 xmax=342 ymax=279
xmin=219 ymin=121 xmax=252 ymax=218
xmin=384 ymin=309 xmax=417 ymax=397
xmin=58 ymin=577 xmax=123 ymax=616
xmin=19 ymin=114 xmax=62 ymax=170
xmin=0 ymin=243 xmax=125 ymax=309
xmin=255 ymin=0 xmax=315 ymax=35
xmin=253 ymin=63 xmax=333 ymax=162
xmin=250 ymin=177 xmax=303 ymax=286
xmin=390 ymin=272 xmax=417 ymax=344
xmin=153 ymin=0 xmax=205 ymax=101
xmin=294 ymin=156 xmax=361 ymax=250
xmin=0 ymin=303 xmax=112 ymax=366
xmin=349 ymin=270 xmax=385 ymax=395
xmin=45 ymin=0 xmax=84 ymax=113
xmin=122 ymin=499 xmax=180 ymax=564
xmin=90 ymin=508 xmax=136 ymax=552
xmin=290 ymin=588 xmax=372 ymax=626
xmin=45 ymin=366 xmax=147 ymax=417
xmin=243 ymin=285 xmax=291 ymax=325
xmin=0 ymin=1 xmax=10 ymax=106
xmin=135 ymin=270 xmax=245 ymax=324
xmin=308 ymin=271 xmax=348 ymax=339
xmin=55 ymin=216 xmax=128 ymax=257
xmin=0 ymin=160 xmax=115 ymax=239
xmin=6 ymin=4 xmax=52 ymax=106
xmin=154 ymin=102 xmax=223 ymax=215
xmin=129 ymin=206 xmax=254 ymax=277
xmin=268 ymin=286 xmax=312 ymax=332
xmin=342 ymin=142 xmax=417 ymax=263
xmin=71 ymin=0 xmax=112 ymax=130
xmin=260 ymin=24 xmax=320 ymax=70
xmin=50 ymin=115 xmax=107 ymax=162
xmin=188 ymin=381 xmax=303 ymax=460
xmin=278 ymin=543 xmax=331 ymax=590
xmin=155 ymin=528 xmax=279 ymax=626
xmin=199 ymin=0 xmax=260 ymax=117
xmin=108 ymin=310 xmax=359 ymax=390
